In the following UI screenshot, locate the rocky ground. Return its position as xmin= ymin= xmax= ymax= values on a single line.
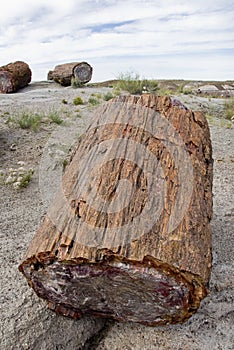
xmin=0 ymin=81 xmax=233 ymax=349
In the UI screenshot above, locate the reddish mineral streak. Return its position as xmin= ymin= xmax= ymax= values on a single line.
xmin=19 ymin=253 xmax=206 ymax=326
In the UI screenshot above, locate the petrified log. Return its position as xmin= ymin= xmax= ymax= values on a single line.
xmin=0 ymin=61 xmax=32 ymax=93
xmin=47 ymin=62 xmax=93 ymax=86
xmin=19 ymin=94 xmax=213 ymax=326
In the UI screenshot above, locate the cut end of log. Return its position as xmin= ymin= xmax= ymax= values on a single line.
xmin=0 ymin=71 xmax=13 ymax=93
xmin=73 ymin=62 xmax=93 ymax=84
xmin=0 ymin=61 xmax=31 ymax=93
xmin=19 ymin=252 xmax=206 ymax=326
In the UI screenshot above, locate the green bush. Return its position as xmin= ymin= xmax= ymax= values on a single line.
xmin=88 ymin=97 xmax=100 ymax=106
xmin=18 ymin=112 xmax=42 ymax=131
xmin=113 ymin=86 xmax=121 ymax=96
xmin=116 ymin=71 xmax=141 ymax=94
xmin=17 ymin=169 xmax=34 ymax=189
xmin=116 ymin=71 xmax=158 ymax=95
xmin=6 ymin=110 xmax=63 ymax=131
xmin=223 ymin=98 xmax=234 ymax=120
xmin=73 ymin=96 xmax=84 ymax=105
xmin=157 ymin=87 xmax=174 ymax=96
xmin=96 ymin=93 xmax=103 ymax=99
xmin=103 ymin=92 xmax=114 ymax=101
xmin=71 ymin=77 xmax=84 ymax=88
xmin=177 ymin=84 xmax=184 ymax=93
xmin=47 ymin=111 xmax=63 ymax=125
xmin=176 ymin=84 xmax=193 ymax=95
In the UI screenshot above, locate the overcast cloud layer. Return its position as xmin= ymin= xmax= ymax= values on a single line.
xmin=0 ymin=0 xmax=233 ymax=82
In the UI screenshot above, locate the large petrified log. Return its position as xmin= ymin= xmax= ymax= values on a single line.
xmin=47 ymin=62 xmax=93 ymax=86
xmin=19 ymin=95 xmax=213 ymax=326
xmin=0 ymin=61 xmax=32 ymax=93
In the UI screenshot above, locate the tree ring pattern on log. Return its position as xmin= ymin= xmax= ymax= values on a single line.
xmin=46 ymin=100 xmax=194 ymax=248
xmin=73 ymin=62 xmax=93 ymax=83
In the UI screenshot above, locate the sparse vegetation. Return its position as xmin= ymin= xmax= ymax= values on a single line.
xmin=183 ymin=88 xmax=193 ymax=95
xmin=157 ymin=87 xmax=174 ymax=96
xmin=223 ymin=98 xmax=234 ymax=120
xmin=226 ymin=121 xmax=232 ymax=129
xmin=176 ymin=84 xmax=193 ymax=95
xmin=90 ymin=92 xmax=103 ymax=99
xmin=73 ymin=96 xmax=84 ymax=105
xmin=4 ymin=166 xmax=34 ymax=190
xmin=17 ymin=112 xmax=42 ymax=131
xmin=88 ymin=97 xmax=100 ymax=106
xmin=206 ymin=113 xmax=232 ymax=129
xmin=96 ymin=93 xmax=103 ymax=99
xmin=205 ymin=114 xmax=216 ymax=125
xmin=47 ymin=111 xmax=63 ymax=125
xmin=177 ymin=84 xmax=184 ymax=93
xmin=103 ymin=92 xmax=114 ymax=101
xmin=17 ymin=169 xmax=34 ymax=189
xmin=116 ymin=71 xmax=158 ymax=95
xmin=62 ymin=159 xmax=69 ymax=172
xmin=113 ymin=86 xmax=121 ymax=96
xmin=6 ymin=110 xmax=63 ymax=131
xmin=71 ymin=77 xmax=84 ymax=88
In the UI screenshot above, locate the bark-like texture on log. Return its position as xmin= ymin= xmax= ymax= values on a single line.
xmin=47 ymin=62 xmax=93 ymax=86
xmin=0 ymin=61 xmax=32 ymax=93
xmin=19 ymin=94 xmax=213 ymax=326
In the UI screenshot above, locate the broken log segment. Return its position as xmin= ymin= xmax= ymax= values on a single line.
xmin=19 ymin=94 xmax=213 ymax=326
xmin=0 ymin=61 xmax=32 ymax=93
xmin=47 ymin=62 xmax=93 ymax=86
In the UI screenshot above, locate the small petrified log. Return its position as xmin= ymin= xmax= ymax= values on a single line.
xmin=0 ymin=61 xmax=32 ymax=93
xmin=47 ymin=62 xmax=93 ymax=86
xmin=19 ymin=95 xmax=213 ymax=326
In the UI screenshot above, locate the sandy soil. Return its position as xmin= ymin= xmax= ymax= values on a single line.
xmin=0 ymin=82 xmax=233 ymax=349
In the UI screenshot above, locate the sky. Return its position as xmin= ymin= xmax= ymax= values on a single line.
xmin=0 ymin=0 xmax=233 ymax=82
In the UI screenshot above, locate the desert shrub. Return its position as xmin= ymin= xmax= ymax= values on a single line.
xmin=177 ymin=84 xmax=184 ymax=93
xmin=143 ymin=79 xmax=158 ymax=93
xmin=4 ymin=167 xmax=34 ymax=189
xmin=6 ymin=110 xmax=63 ymax=131
xmin=113 ymin=86 xmax=121 ymax=96
xmin=62 ymin=159 xmax=69 ymax=172
xmin=18 ymin=112 xmax=42 ymax=131
xmin=88 ymin=97 xmax=100 ymax=106
xmin=103 ymin=92 xmax=114 ymax=101
xmin=47 ymin=111 xmax=63 ymax=125
xmin=116 ymin=71 xmax=158 ymax=95
xmin=176 ymin=84 xmax=193 ymax=95
xmin=71 ymin=77 xmax=84 ymax=88
xmin=223 ymin=98 xmax=234 ymax=120
xmin=183 ymin=89 xmax=193 ymax=95
xmin=116 ymin=71 xmax=142 ymax=94
xmin=157 ymin=87 xmax=174 ymax=96
xmin=73 ymin=96 xmax=84 ymax=105
xmin=17 ymin=169 xmax=34 ymax=189
xmin=62 ymin=99 xmax=68 ymax=104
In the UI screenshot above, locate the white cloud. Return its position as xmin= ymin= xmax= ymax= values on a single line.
xmin=0 ymin=0 xmax=233 ymax=81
